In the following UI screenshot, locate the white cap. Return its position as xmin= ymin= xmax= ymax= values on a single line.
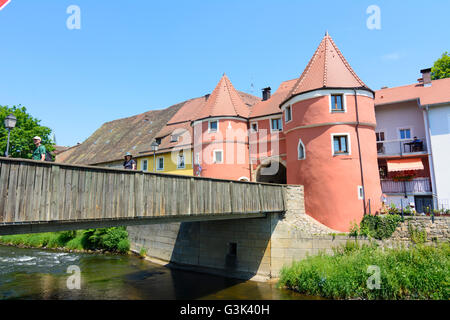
xmin=33 ymin=136 xmax=41 ymax=141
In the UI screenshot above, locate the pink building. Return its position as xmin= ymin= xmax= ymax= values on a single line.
xmin=183 ymin=33 xmax=382 ymax=231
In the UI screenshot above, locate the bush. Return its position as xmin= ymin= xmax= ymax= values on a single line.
xmin=279 ymin=242 xmax=450 ymax=300
xmin=0 ymin=227 xmax=130 ymax=253
xmin=101 ymin=227 xmax=129 ymax=252
xmin=359 ymin=214 xmax=403 ymax=240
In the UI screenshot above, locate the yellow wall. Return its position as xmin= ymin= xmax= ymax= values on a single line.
xmin=136 ymin=149 xmax=193 ymax=176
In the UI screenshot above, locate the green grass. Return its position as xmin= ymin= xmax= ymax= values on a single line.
xmin=278 ymin=241 xmax=450 ymax=300
xmin=0 ymin=227 xmax=130 ymax=254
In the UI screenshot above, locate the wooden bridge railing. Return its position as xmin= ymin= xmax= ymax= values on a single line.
xmin=0 ymin=157 xmax=286 ymax=229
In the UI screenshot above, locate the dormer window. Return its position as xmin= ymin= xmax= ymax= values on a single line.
xmin=209 ymin=120 xmax=218 ymax=133
xmin=331 ymin=94 xmax=344 ymax=112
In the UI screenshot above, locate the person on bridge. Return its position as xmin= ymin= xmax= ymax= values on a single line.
xmin=32 ymin=136 xmax=46 ymax=161
xmin=123 ymin=152 xmax=137 ymax=170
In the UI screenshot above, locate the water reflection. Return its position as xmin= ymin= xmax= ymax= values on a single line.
xmin=0 ymin=245 xmax=315 ymax=300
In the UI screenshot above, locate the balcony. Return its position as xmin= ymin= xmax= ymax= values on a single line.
xmin=381 ymin=178 xmax=432 ymax=194
xmin=377 ymin=137 xmax=427 ymax=157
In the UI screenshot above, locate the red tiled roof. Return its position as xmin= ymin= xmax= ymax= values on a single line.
xmin=286 ymin=33 xmax=368 ymax=100
xmin=194 ymin=74 xmax=252 ymax=120
xmin=249 ymin=78 xmax=298 ymax=118
xmin=375 ymin=77 xmax=450 ymax=106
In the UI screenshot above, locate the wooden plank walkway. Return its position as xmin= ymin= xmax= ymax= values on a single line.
xmin=0 ymin=157 xmax=286 ymax=235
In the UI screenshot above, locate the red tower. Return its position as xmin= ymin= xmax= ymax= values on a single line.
xmin=280 ymin=33 xmax=382 ymax=231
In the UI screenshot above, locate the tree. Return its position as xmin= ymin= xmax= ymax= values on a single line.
xmin=431 ymin=52 xmax=450 ymax=80
xmin=0 ymin=105 xmax=54 ymax=159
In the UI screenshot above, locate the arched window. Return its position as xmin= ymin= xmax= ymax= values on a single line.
xmin=298 ymin=139 xmax=305 ymax=160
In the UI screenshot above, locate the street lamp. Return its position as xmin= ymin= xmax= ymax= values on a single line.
xmin=151 ymin=140 xmax=159 ymax=172
xmin=4 ymin=114 xmax=17 ymax=157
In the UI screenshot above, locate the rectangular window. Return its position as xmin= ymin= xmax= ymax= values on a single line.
xmin=251 ymin=122 xmax=258 ymax=132
xmin=142 ymin=159 xmax=148 ymax=172
xmin=157 ymin=157 xmax=164 ymax=171
xmin=331 ymin=94 xmax=344 ymax=111
xmin=358 ymin=186 xmax=364 ymax=200
xmin=399 ymin=128 xmax=411 ymax=140
xmin=209 ymin=120 xmax=218 ymax=132
xmin=177 ymin=154 xmax=185 ymax=169
xmin=376 ymin=131 xmax=385 ymax=153
xmin=285 ymin=106 xmax=292 ymax=122
xmin=170 ymin=135 xmax=178 ymax=143
xmin=333 ymin=135 xmax=349 ymax=154
xmin=213 ymin=150 xmax=223 ymax=163
xmin=271 ymin=118 xmax=282 ymax=131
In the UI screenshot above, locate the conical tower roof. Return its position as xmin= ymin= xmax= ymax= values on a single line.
xmin=194 ymin=74 xmax=251 ymax=120
xmin=286 ymin=33 xmax=369 ymax=99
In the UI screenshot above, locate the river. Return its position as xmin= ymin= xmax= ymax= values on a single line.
xmin=0 ymin=245 xmax=316 ymax=300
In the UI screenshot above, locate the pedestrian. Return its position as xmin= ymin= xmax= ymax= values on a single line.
xmin=412 ymin=136 xmax=422 ymax=151
xmin=123 ymin=152 xmax=136 ymax=170
xmin=32 ymin=136 xmax=46 ymax=161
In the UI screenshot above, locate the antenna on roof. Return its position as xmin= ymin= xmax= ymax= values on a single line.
xmin=325 ymin=30 xmax=329 ymax=36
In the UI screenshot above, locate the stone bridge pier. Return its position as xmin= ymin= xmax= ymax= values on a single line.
xmin=128 ymin=185 xmax=338 ymax=280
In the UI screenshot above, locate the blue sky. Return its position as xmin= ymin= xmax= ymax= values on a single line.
xmin=0 ymin=0 xmax=449 ymax=146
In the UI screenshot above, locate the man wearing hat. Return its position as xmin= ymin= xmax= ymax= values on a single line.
xmin=123 ymin=152 xmax=136 ymax=170
xmin=32 ymin=136 xmax=46 ymax=161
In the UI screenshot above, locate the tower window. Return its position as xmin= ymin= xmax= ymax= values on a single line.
xmin=333 ymin=134 xmax=350 ymax=155
xmin=298 ymin=139 xmax=305 ymax=160
xmin=331 ymin=94 xmax=344 ymax=112
xmin=213 ymin=150 xmax=223 ymax=163
xmin=209 ymin=120 xmax=218 ymax=132
xmin=358 ymin=186 xmax=364 ymax=200
xmin=285 ymin=106 xmax=292 ymax=122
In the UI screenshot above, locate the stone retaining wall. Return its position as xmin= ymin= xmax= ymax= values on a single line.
xmin=389 ymin=216 xmax=449 ymax=241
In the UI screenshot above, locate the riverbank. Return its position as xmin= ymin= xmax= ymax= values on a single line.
xmin=0 ymin=227 xmax=130 ymax=254
xmin=278 ymin=241 xmax=449 ymax=300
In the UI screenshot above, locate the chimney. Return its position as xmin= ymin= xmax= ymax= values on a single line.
xmin=262 ymin=87 xmax=271 ymax=101
xmin=420 ymin=68 xmax=432 ymax=87
xmin=204 ymin=94 xmax=210 ymax=100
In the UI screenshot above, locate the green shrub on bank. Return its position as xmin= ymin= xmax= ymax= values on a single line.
xmin=0 ymin=227 xmax=130 ymax=254
xmin=279 ymin=241 xmax=449 ymax=300
xmin=351 ymin=214 xmax=403 ymax=240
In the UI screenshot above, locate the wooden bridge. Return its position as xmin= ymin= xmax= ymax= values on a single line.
xmin=0 ymin=157 xmax=286 ymax=235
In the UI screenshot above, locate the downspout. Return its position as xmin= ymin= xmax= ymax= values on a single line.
xmin=247 ymin=119 xmax=253 ymax=181
xmin=423 ymin=105 xmax=438 ymax=209
xmin=353 ymin=89 xmax=367 ymax=215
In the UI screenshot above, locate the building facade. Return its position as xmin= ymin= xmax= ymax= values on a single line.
xmin=57 ymin=33 xmax=449 ymax=231
xmin=375 ymin=71 xmax=450 ymax=212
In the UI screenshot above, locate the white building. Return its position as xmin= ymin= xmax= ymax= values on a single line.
xmin=375 ymin=69 xmax=450 ymax=212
